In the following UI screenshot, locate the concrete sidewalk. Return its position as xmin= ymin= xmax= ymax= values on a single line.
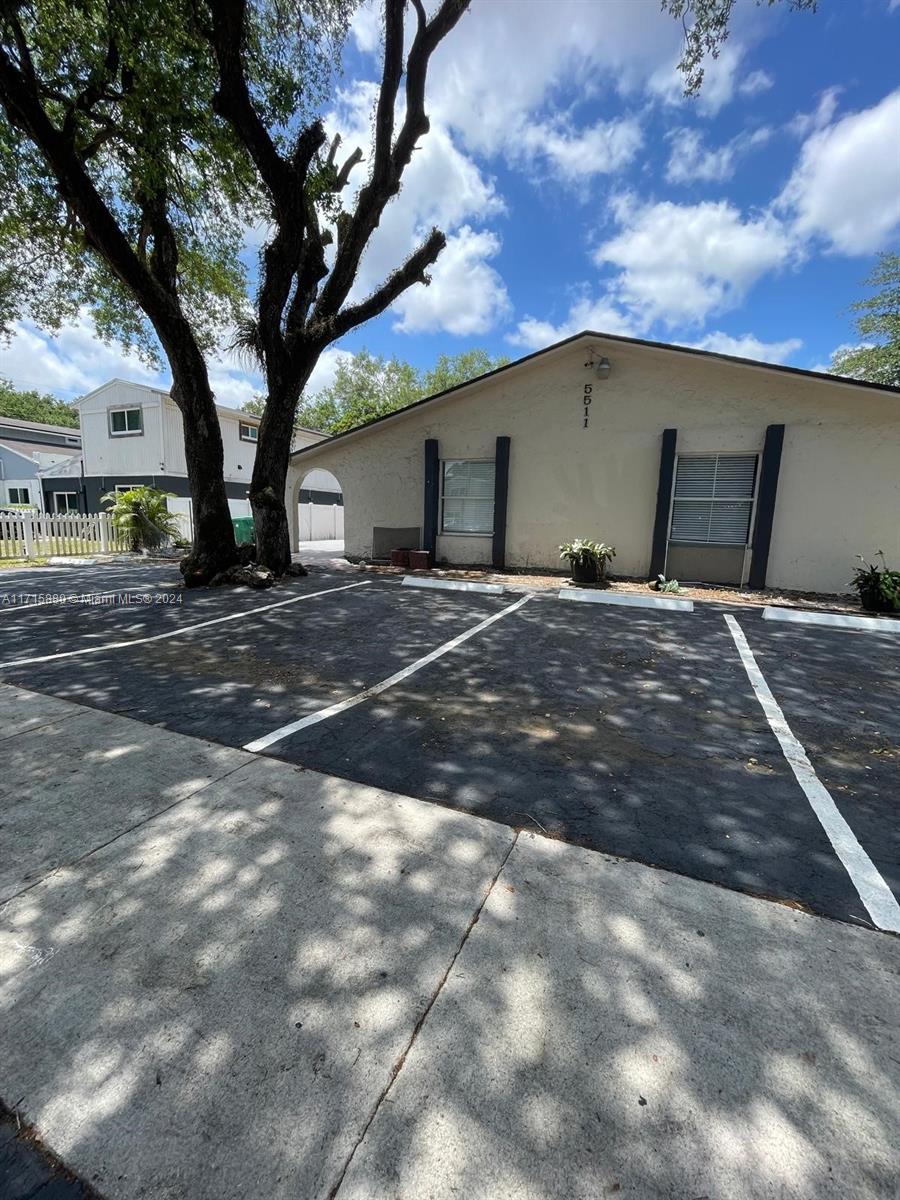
xmin=0 ymin=683 xmax=897 ymax=1199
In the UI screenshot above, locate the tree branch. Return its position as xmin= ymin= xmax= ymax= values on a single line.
xmin=313 ymin=0 xmax=469 ymax=323
xmin=0 ymin=41 xmax=171 ymax=326
xmin=141 ymin=189 xmax=180 ymax=295
xmin=314 ymin=226 xmax=445 ymax=344
xmin=208 ymin=0 xmax=292 ymax=211
xmin=335 ymin=146 xmax=363 ymax=190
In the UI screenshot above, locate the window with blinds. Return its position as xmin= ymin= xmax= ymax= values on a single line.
xmin=670 ymin=454 xmax=758 ymax=546
xmin=441 ymin=460 xmax=495 ymax=534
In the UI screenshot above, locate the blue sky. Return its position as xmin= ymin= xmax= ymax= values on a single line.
xmin=2 ymin=0 xmax=899 ymax=407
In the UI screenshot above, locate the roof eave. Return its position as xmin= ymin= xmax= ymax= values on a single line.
xmin=289 ymin=329 xmax=900 ymax=461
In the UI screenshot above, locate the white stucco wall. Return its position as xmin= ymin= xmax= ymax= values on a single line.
xmin=286 ymin=337 xmax=900 ymax=594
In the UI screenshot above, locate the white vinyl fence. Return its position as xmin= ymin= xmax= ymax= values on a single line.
xmin=0 ymin=511 xmax=129 ymax=559
xmin=298 ymin=501 xmax=344 ymax=542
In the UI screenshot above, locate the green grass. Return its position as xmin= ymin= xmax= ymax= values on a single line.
xmin=0 ymin=538 xmax=112 ymax=557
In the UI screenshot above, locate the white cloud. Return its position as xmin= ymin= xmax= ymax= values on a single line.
xmin=738 ymin=68 xmax=774 ymax=97
xmin=327 ymin=81 xmax=509 ymax=336
xmin=509 ymin=290 xmax=636 ymax=351
xmin=304 ymin=347 xmax=353 ymax=395
xmin=0 ymin=311 xmax=276 ymax=411
xmin=809 ymin=343 xmax=860 ymax=375
xmin=0 ymin=313 xmax=159 ymax=399
xmin=665 ymin=126 xmax=771 ymax=184
xmin=648 ymin=43 xmax=748 ymax=116
xmin=779 ymin=89 xmax=900 ymax=255
xmin=665 ymin=129 xmax=733 ymax=184
xmin=214 ymin=345 xmax=359 ymax=406
xmin=391 ymin=226 xmax=511 ymax=336
xmin=518 ymin=115 xmax=644 ymax=184
xmin=427 ymin=0 xmax=681 ymax=160
xmin=689 ymin=331 xmax=802 ymax=364
xmin=593 ymin=197 xmax=794 ymax=326
xmin=786 ymin=86 xmax=842 ymax=139
xmin=349 ymin=2 xmax=381 ymax=54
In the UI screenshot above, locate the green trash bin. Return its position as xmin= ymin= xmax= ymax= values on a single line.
xmin=232 ymin=516 xmax=255 ymax=545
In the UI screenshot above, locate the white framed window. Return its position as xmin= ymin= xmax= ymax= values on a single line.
xmin=109 ymin=407 xmax=143 ymax=436
xmin=441 ymin=459 xmax=495 ymax=535
xmin=670 ymin=454 xmax=758 ymax=546
xmin=239 ymin=422 xmax=258 ymax=442
xmin=54 ymin=492 xmax=78 ymax=513
xmin=7 ymin=487 xmax=30 ymax=504
xmin=114 ymin=483 xmax=137 ymax=494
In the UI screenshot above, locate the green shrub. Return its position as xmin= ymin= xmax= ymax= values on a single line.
xmin=850 ymin=552 xmax=900 ymax=613
xmin=101 ymin=486 xmax=181 ymax=553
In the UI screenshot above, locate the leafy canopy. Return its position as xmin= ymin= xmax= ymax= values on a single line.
xmin=661 ymin=1 xmax=817 ymax=95
xmin=831 ymin=254 xmax=900 ymax=389
xmin=0 ymin=0 xmax=352 ymax=364
xmin=244 ymin=347 xmax=511 ymax=435
xmin=0 ymin=378 xmax=79 ymax=427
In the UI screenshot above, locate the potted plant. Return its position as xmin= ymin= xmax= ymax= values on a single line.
xmin=559 ymin=538 xmax=616 ymax=585
xmin=850 ymin=552 xmax=900 ymax=613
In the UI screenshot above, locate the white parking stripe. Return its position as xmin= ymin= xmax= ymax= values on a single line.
xmin=245 ymin=593 xmax=532 ymax=753
xmin=725 ymin=613 xmax=900 ymax=933
xmin=0 ymin=580 xmax=372 ymax=670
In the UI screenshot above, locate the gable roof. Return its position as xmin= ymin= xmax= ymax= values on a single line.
xmin=0 ymin=440 xmax=45 ymax=468
xmin=290 ymin=329 xmax=900 ymax=460
xmin=75 ymin=378 xmax=328 ymax=438
xmin=0 ymin=415 xmax=81 ymax=438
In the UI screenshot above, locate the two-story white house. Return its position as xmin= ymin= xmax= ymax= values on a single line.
xmin=37 ymin=379 xmax=342 ymax=540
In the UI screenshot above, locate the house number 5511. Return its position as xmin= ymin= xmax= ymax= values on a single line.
xmin=583 ymin=382 xmax=592 ymax=428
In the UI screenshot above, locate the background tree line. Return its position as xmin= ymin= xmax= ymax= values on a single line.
xmin=241 ymin=347 xmax=510 ymax=436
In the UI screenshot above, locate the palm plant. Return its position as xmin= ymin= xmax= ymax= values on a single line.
xmin=101 ymin=486 xmax=181 ymax=553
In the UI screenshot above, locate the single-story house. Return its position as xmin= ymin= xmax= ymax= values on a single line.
xmin=285 ymin=330 xmax=900 ymax=595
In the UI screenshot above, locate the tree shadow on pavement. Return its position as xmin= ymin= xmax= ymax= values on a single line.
xmin=0 ymin=737 xmax=898 ymax=1200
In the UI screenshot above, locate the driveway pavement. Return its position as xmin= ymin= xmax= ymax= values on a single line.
xmin=4 ymin=562 xmax=896 ymax=929
xmin=1 ymin=682 xmax=898 ymax=1199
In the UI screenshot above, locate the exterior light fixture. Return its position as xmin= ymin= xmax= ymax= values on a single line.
xmin=595 ymin=356 xmax=611 ymax=379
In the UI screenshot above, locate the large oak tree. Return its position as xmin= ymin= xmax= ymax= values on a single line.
xmin=208 ymin=0 xmax=470 ymax=573
xmin=0 ymin=0 xmax=469 ymax=579
xmin=0 ymin=0 xmax=275 ymax=581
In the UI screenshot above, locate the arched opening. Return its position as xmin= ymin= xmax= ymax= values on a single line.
xmin=292 ymin=467 xmax=344 ymax=557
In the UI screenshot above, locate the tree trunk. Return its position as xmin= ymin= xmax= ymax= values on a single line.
xmin=250 ymin=410 xmax=293 ymax=576
xmin=167 ymin=347 xmax=239 ymax=586
xmin=251 ymin=369 xmax=312 ymax=576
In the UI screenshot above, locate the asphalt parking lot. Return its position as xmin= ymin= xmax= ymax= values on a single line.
xmin=1 ymin=558 xmax=897 ymax=931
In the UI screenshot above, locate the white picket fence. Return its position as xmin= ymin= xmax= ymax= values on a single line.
xmin=0 ymin=511 xmax=129 ymax=559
